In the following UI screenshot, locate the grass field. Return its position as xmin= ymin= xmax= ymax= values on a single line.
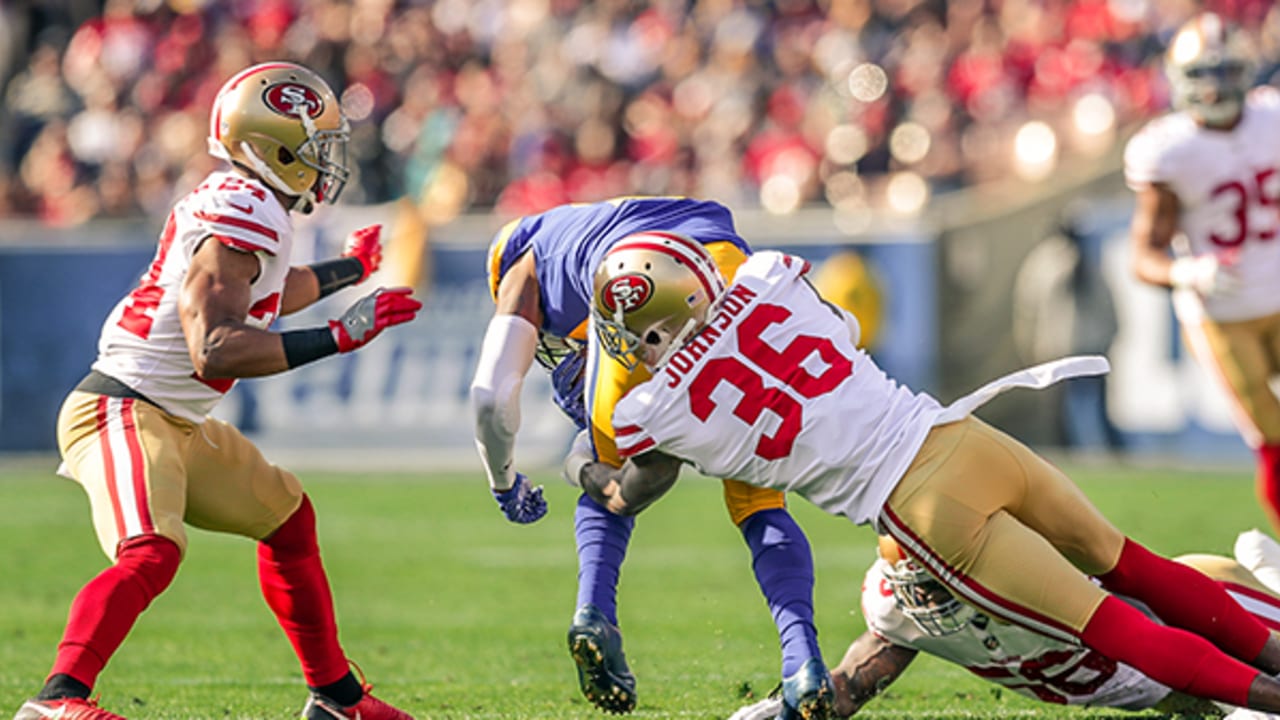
xmin=0 ymin=460 xmax=1270 ymax=719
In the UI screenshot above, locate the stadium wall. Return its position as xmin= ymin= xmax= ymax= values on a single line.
xmin=0 ymin=209 xmax=936 ymax=471
xmin=0 ymin=191 xmax=1256 ymax=468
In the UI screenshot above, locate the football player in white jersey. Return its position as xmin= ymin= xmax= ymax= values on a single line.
xmin=12 ymin=63 xmax=421 ymax=720
xmin=566 ymin=235 xmax=1280 ymax=717
xmin=731 ymin=533 xmax=1280 ymax=719
xmin=1125 ymin=13 xmax=1280 ymax=537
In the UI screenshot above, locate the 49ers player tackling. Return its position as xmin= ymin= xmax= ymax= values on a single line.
xmin=471 ymin=200 xmax=828 ymax=718
xmin=1126 ymin=13 xmax=1280 ymax=536
xmin=732 ymin=533 xmax=1280 ymax=719
xmin=568 ymin=239 xmax=1280 ymax=717
xmin=13 ymin=63 xmax=420 ymax=720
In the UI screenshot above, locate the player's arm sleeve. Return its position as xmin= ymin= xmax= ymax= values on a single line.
xmin=470 ymin=313 xmax=538 ymax=491
xmin=834 ymin=630 xmax=918 ymax=715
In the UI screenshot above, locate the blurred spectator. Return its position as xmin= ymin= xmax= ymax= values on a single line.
xmin=0 ymin=0 xmax=1276 ymax=227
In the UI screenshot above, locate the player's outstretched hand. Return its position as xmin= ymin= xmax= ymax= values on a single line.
xmin=330 ymin=286 xmax=422 ymax=353
xmin=492 ymin=473 xmax=548 ymax=524
xmin=342 ymin=224 xmax=383 ymax=282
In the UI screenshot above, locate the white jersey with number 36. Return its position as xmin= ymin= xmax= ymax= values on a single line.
xmin=612 ymin=251 xmax=945 ymax=527
xmin=1124 ymin=87 xmax=1280 ymax=322
xmin=92 ymin=170 xmax=294 ymax=423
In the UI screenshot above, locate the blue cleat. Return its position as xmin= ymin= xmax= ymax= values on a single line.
xmin=567 ymin=604 xmax=637 ymax=714
xmin=779 ymin=657 xmax=834 ymax=720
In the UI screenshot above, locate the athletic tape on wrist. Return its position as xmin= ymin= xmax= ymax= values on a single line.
xmin=282 ymin=327 xmax=340 ymax=368
xmin=309 ymin=257 xmax=365 ymax=298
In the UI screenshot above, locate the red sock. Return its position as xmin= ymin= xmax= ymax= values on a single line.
xmin=1083 ymin=595 xmax=1257 ymax=706
xmin=50 ymin=535 xmax=181 ymax=687
xmin=258 ymin=495 xmax=348 ymax=687
xmin=1257 ymin=444 xmax=1280 ymax=532
xmin=1098 ymin=538 xmax=1270 ymax=662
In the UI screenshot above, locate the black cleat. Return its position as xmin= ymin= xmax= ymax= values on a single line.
xmin=567 ymin=604 xmax=637 ymax=714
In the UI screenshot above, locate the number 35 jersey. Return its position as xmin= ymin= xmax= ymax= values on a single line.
xmin=612 ymin=251 xmax=945 ymax=527
xmin=1124 ymin=87 xmax=1280 ymax=323
xmin=92 ymin=170 xmax=294 ymax=423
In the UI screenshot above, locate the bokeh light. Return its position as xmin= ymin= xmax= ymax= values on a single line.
xmin=848 ymin=63 xmax=888 ymax=103
xmin=825 ymin=124 xmax=869 ymax=165
xmin=885 ymin=171 xmax=929 ymax=215
xmin=760 ymin=174 xmax=802 ymax=215
xmin=889 ymin=122 xmax=931 ymax=165
xmin=1013 ymin=121 xmax=1058 ymax=181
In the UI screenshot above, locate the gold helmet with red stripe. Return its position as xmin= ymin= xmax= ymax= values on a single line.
xmin=208 ymin=62 xmax=351 ymax=213
xmin=878 ymin=536 xmax=977 ymax=637
xmin=1165 ymin=13 xmax=1255 ymax=127
xmin=592 ymin=231 xmax=726 ymax=371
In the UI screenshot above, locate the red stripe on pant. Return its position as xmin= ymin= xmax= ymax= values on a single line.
xmin=95 ymin=397 xmax=128 ymax=540
xmin=117 ymin=399 xmax=154 ymax=533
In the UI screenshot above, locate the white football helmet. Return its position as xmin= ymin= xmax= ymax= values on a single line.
xmin=592 ymin=232 xmax=726 ymax=371
xmin=208 ymin=62 xmax=351 ymax=213
xmin=879 ymin=536 xmax=977 ymax=637
xmin=1165 ymin=13 xmax=1255 ymax=127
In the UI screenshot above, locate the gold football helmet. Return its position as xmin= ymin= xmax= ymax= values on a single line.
xmin=207 ymin=62 xmax=350 ymax=213
xmin=592 ymin=231 xmax=726 ymax=371
xmin=1165 ymin=13 xmax=1255 ymax=127
xmin=878 ymin=536 xmax=977 ymax=637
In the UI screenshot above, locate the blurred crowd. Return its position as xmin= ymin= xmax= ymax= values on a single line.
xmin=1 ymin=0 xmax=1278 ymax=228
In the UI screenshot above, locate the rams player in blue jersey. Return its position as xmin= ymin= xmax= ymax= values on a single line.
xmin=470 ymin=197 xmax=831 ymax=718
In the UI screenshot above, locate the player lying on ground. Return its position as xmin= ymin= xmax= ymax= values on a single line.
xmin=731 ymin=531 xmax=1280 ymax=719
xmin=565 ymin=238 xmax=1280 ymax=717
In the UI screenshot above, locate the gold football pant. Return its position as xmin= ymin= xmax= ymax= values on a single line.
xmin=1180 ymin=310 xmax=1280 ymax=448
xmin=879 ymin=416 xmax=1126 ymax=643
xmin=585 ymin=240 xmax=785 ymax=524
xmin=57 ymin=391 xmax=303 ymax=560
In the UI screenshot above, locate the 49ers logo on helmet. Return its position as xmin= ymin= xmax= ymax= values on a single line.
xmin=263 ymin=82 xmax=325 ymax=119
xmin=601 ymin=275 xmax=653 ymax=313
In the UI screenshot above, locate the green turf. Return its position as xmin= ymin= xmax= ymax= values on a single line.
xmin=0 ymin=460 xmax=1268 ymax=719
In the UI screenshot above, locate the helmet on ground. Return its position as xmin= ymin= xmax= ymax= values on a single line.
xmin=208 ymin=62 xmax=351 ymax=213
xmin=878 ymin=536 xmax=977 ymax=637
xmin=592 ymin=231 xmax=726 ymax=371
xmin=1165 ymin=12 xmax=1255 ymax=127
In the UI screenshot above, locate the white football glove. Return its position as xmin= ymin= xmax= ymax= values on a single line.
xmin=563 ymin=429 xmax=595 ymax=488
xmin=1169 ymin=255 xmax=1242 ymax=296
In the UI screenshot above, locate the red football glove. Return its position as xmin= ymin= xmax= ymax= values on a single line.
xmin=329 ymin=286 xmax=422 ymax=353
xmin=341 ymin=224 xmax=383 ymax=283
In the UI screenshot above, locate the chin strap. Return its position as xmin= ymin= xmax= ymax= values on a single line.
xmin=652 ymin=317 xmax=699 ymax=370
xmin=238 ymin=141 xmax=317 ymax=212
xmin=207 ymin=138 xmax=317 ymax=213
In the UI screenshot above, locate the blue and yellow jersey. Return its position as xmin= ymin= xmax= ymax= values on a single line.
xmin=486 ymin=197 xmax=751 ymax=339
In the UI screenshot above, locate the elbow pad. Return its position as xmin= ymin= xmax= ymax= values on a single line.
xmin=471 ymin=314 xmax=538 ymax=489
